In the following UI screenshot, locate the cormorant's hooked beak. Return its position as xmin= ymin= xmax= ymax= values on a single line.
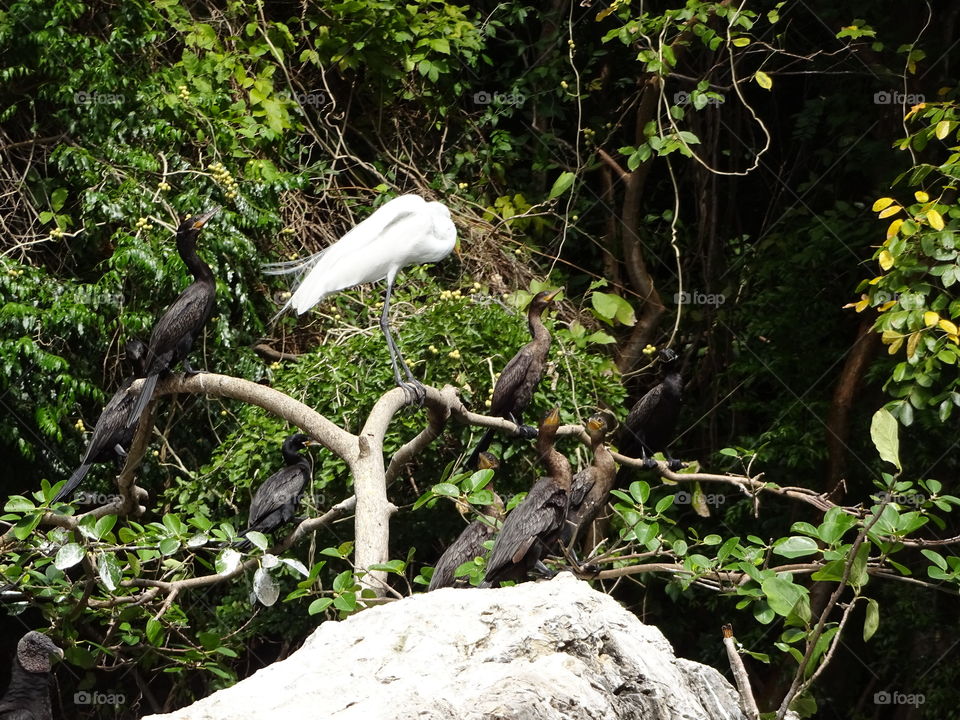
xmin=542 ymin=407 xmax=561 ymax=427
xmin=586 ymin=416 xmax=606 ymax=435
xmin=192 ymin=206 xmax=221 ymax=229
xmin=544 ymin=288 xmax=562 ymax=303
xmin=53 ymin=646 xmax=65 ymax=660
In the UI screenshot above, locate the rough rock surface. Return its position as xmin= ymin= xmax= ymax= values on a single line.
xmin=144 ymin=573 xmax=748 ymax=720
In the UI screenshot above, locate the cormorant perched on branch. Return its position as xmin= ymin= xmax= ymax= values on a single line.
xmin=618 ymin=348 xmax=683 ymax=472
xmin=428 ymin=452 xmax=504 ymax=591
xmin=264 ymin=195 xmax=457 ymax=403
xmin=468 ymin=289 xmax=560 ymax=466
xmin=480 ymin=408 xmax=571 ymax=587
xmin=237 ymin=433 xmax=315 ymax=550
xmin=0 ymin=631 xmax=62 ymax=720
xmin=55 ymin=339 xmax=147 ymax=504
xmin=126 ymin=207 xmax=219 ymax=428
xmin=562 ymin=413 xmax=616 ymax=553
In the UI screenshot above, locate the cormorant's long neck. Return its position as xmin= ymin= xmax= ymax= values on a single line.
xmin=662 ymin=371 xmax=683 ymax=399
xmin=527 ymin=307 xmax=550 ymax=347
xmin=177 ymin=232 xmax=213 ymax=283
xmin=281 ymin=445 xmax=303 ymax=466
xmin=545 ymin=448 xmax=572 ymax=491
xmin=592 ymin=439 xmax=615 ymax=483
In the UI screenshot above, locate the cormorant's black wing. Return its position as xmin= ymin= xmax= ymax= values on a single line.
xmin=619 ymin=384 xmax=664 ymax=457
xmin=56 ymin=381 xmax=137 ymax=503
xmin=246 ymin=465 xmax=308 ymax=532
xmin=489 ymin=345 xmax=536 ymax=419
xmin=144 ymin=282 xmax=216 ymax=374
xmin=568 ymin=467 xmax=595 ymax=510
xmin=428 ymin=520 xmax=494 ymax=591
xmin=484 ymin=477 xmax=566 ymax=582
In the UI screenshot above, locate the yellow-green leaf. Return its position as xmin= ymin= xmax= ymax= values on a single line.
xmin=872 ymin=197 xmax=895 ymax=212
xmin=732 ymin=37 xmax=750 ymax=47
xmin=754 ymin=71 xmax=773 ymax=90
xmin=907 ymin=331 xmax=920 ymax=358
xmin=886 ymin=218 xmax=903 ymax=239
xmin=928 ymin=208 xmax=945 ymax=230
xmin=914 ymin=190 xmax=929 ymax=203
xmin=924 ymin=311 xmax=941 ymax=327
xmin=887 ymin=337 xmax=903 ymax=354
xmin=939 ymin=319 xmax=958 ymax=335
xmin=878 ymin=205 xmax=902 ymax=219
xmin=936 ymin=120 xmax=950 ymax=140
xmin=878 ymin=250 xmax=894 ymax=270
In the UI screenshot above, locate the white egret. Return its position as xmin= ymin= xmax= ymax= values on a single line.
xmin=265 ymin=194 xmax=457 ymax=402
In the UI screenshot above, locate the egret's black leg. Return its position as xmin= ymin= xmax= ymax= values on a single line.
xmin=380 ymin=277 xmax=425 ymax=405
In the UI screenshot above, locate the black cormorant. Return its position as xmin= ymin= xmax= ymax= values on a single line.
xmin=618 ymin=348 xmax=683 ymax=471
xmin=562 ymin=413 xmax=617 ymax=556
xmin=428 ymin=452 xmax=504 ymax=591
xmin=126 ymin=207 xmax=219 ymax=428
xmin=237 ymin=433 xmax=314 ymax=550
xmin=468 ymin=289 xmax=560 ymax=465
xmin=480 ymin=408 xmax=571 ymax=587
xmin=54 ymin=339 xmax=147 ymax=504
xmin=0 ymin=631 xmax=62 ymax=720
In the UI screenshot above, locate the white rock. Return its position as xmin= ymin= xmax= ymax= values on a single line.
xmin=145 ymin=573 xmax=748 ymax=720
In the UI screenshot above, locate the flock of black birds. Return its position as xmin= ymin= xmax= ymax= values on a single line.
xmin=2 ymin=200 xmax=687 ymax=717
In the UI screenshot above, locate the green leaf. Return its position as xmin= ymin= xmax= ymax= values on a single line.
xmin=215 ymin=548 xmax=242 ymax=575
xmin=146 ymin=617 xmax=164 ymax=645
xmin=4 ymin=496 xmax=35 ymax=512
xmin=432 ymin=483 xmax=460 ymax=497
xmin=863 ymin=598 xmax=879 ymax=641
xmin=870 ymin=408 xmax=901 ymax=470
xmin=97 ymin=552 xmax=122 ymax=591
xmin=547 ymin=171 xmax=575 ymax=199
xmin=369 ymin=560 xmax=406 ymax=574
xmin=308 ymin=598 xmax=333 ymax=615
xmin=754 ymin=70 xmax=773 ymax=89
xmin=772 ymin=536 xmax=820 ymax=558
xmin=50 ymin=188 xmax=68 ymax=212
xmin=253 ymin=567 xmax=279 ymax=606
xmin=332 ymin=570 xmax=354 ymax=593
xmin=245 ymin=531 xmax=269 ymax=551
xmin=761 ymin=576 xmax=810 ymax=622
xmin=55 ymin=543 xmax=84 ymax=570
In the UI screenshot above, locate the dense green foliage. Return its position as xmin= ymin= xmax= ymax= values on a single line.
xmin=2 ymin=1 xmax=960 ymax=718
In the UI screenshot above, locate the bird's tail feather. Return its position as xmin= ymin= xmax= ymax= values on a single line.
xmin=53 ymin=463 xmax=92 ymax=503
xmin=262 ymin=248 xmax=327 ymax=277
xmin=126 ymin=373 xmax=158 ymax=429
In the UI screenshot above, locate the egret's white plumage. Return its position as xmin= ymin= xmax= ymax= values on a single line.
xmin=266 ymin=194 xmax=456 ymax=315
xmin=264 ymin=193 xmax=457 ymax=402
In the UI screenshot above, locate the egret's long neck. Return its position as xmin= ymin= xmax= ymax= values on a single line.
xmin=177 ymin=232 xmax=213 ymax=282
